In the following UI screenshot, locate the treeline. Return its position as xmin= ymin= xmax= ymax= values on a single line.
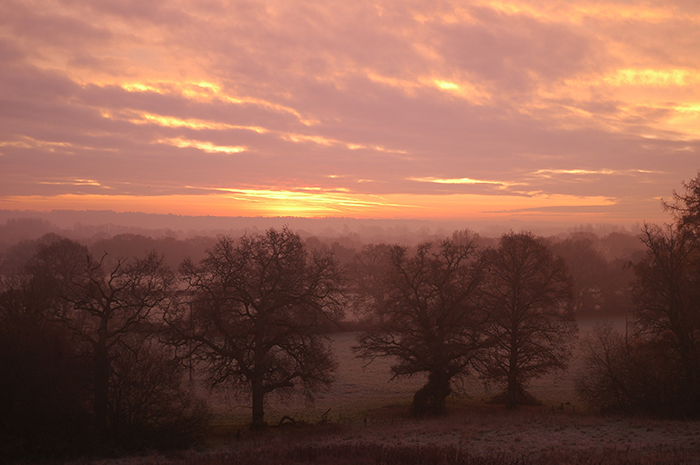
xmin=0 ymin=231 xmax=613 ymax=459
xmin=2 ymin=175 xmax=696 ymax=460
xmin=0 ymin=223 xmax=644 ymax=318
xmin=0 ymin=237 xmax=210 ymax=459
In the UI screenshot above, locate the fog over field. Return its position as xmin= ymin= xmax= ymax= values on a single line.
xmin=0 ymin=208 xmax=643 ymax=248
xmin=207 ymin=317 xmax=628 ymax=426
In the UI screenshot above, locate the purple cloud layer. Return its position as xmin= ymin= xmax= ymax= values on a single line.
xmin=1 ymin=0 xmax=699 ymax=222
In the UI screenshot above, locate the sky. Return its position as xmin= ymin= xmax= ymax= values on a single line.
xmin=1 ymin=0 xmax=699 ymax=225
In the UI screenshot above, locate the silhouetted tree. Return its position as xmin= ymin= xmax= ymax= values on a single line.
xmin=348 ymin=243 xmax=394 ymax=325
xmin=31 ymin=241 xmax=174 ymax=433
xmin=167 ymin=227 xmax=344 ymax=428
xmin=665 ymin=171 xmax=700 ymax=233
xmin=25 ymin=236 xmax=207 ymax=443
xmin=631 ymin=223 xmax=700 ymax=415
xmin=577 ymin=174 xmax=700 ymax=417
xmin=0 ymin=275 xmax=90 ymax=459
xmin=479 ymin=232 xmax=576 ymax=408
xmin=353 ymin=232 xmax=485 ymax=416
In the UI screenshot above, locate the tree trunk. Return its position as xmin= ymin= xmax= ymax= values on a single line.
xmin=411 ymin=371 xmax=451 ymax=417
xmin=507 ymin=328 xmax=520 ymax=409
xmin=251 ymin=379 xmax=266 ymax=429
xmin=94 ymin=338 xmax=110 ymax=434
xmin=506 ymin=371 xmax=519 ymax=409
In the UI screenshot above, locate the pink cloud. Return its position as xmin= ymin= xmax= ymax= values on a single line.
xmin=1 ymin=0 xmax=698 ymax=223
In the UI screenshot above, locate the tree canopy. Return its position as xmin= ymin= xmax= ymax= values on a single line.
xmin=578 ymin=172 xmax=700 ymax=417
xmin=167 ymin=227 xmax=345 ymax=428
xmin=353 ymin=232 xmax=485 ymax=416
xmin=479 ymin=232 xmax=576 ymax=408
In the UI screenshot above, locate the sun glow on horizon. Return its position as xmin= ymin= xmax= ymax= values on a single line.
xmin=0 ymin=188 xmax=621 ymax=222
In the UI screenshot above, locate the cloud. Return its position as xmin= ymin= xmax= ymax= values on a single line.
xmin=157 ymin=137 xmax=247 ymax=154
xmin=434 ymin=13 xmax=593 ymax=91
xmin=1 ymin=0 xmax=698 ymax=224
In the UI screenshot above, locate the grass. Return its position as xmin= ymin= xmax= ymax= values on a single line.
xmin=201 ymin=321 xmax=626 ymax=430
xmin=67 ymin=405 xmax=700 ymax=465
xmin=66 ymin=400 xmax=699 ymax=465
xmin=55 ymin=321 xmax=700 ymax=464
xmin=163 ymin=445 xmax=700 ymax=465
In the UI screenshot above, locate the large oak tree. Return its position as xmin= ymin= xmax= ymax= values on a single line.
xmin=479 ymin=232 xmax=576 ymax=408
xmin=167 ymin=227 xmax=344 ymax=428
xmin=353 ymin=232 xmax=485 ymax=416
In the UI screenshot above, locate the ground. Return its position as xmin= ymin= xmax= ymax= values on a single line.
xmin=68 ymin=321 xmax=700 ymax=464
xmin=81 ymin=402 xmax=700 ymax=465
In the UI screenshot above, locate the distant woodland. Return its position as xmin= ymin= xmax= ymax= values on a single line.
xmin=1 ymin=174 xmax=699 ymax=461
xmin=0 ymin=217 xmax=645 ymax=320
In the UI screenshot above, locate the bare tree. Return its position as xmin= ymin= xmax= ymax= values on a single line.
xmin=0 ymin=274 xmax=91 ymax=457
xmin=479 ymin=232 xmax=576 ymax=408
xmin=29 ymin=237 xmax=180 ymax=435
xmin=347 ymin=243 xmax=394 ymax=325
xmin=353 ymin=232 xmax=484 ymax=416
xmin=167 ymin=227 xmax=344 ymax=428
xmin=577 ymin=175 xmax=700 ymax=417
xmin=665 ymin=171 xmax=700 ymax=233
xmin=632 ymin=223 xmax=700 ymax=414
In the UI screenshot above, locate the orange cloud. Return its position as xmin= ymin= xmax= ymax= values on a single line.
xmin=114 ymin=81 xmax=316 ymax=125
xmin=157 ymin=138 xmax=247 ymax=154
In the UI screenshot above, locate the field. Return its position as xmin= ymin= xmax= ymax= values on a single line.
xmin=206 ymin=317 xmax=628 ymax=429
xmin=80 ymin=317 xmax=700 ymax=464
xmin=78 ymin=408 xmax=700 ymax=464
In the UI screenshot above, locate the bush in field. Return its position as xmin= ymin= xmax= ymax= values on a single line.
xmin=107 ymin=335 xmax=210 ymax=448
xmin=576 ymin=323 xmax=679 ymax=415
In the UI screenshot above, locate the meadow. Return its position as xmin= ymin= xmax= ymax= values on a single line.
xmin=63 ymin=316 xmax=700 ymax=464
xmin=206 ymin=317 xmax=627 ymax=429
